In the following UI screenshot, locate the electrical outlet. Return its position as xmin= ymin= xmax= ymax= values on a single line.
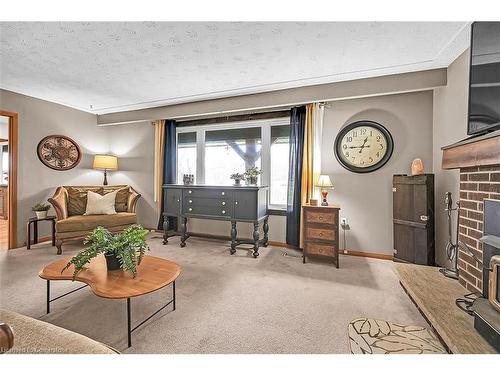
xmin=341 ymin=217 xmax=348 ymax=226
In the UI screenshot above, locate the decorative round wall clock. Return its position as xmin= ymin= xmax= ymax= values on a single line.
xmin=334 ymin=120 xmax=394 ymax=173
xmin=37 ymin=135 xmax=82 ymax=171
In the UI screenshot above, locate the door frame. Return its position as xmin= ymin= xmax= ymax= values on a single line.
xmin=0 ymin=110 xmax=18 ymax=249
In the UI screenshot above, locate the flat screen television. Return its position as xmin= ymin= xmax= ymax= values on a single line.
xmin=468 ymin=22 xmax=500 ymax=135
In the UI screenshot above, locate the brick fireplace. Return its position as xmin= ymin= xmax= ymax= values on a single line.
xmin=442 ymin=131 xmax=500 ymax=294
xmin=458 ymin=165 xmax=500 ymax=293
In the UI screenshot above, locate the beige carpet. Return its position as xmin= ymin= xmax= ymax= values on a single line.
xmin=0 ymin=234 xmax=427 ymax=353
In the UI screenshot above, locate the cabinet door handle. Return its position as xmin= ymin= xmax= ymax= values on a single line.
xmin=420 ymin=215 xmax=428 ymax=222
xmin=189 ymin=200 xmax=193 ymax=204
xmin=188 ymin=208 xmax=193 ymax=212
xmin=235 ymin=201 xmax=238 ymax=205
xmin=188 ymin=190 xmax=192 ymax=194
xmin=177 ymin=199 xmax=180 ymax=203
xmin=221 ymin=192 xmax=225 ymax=196
xmin=222 ymin=210 xmax=226 ymax=214
xmin=222 ymin=201 xmax=226 ymax=206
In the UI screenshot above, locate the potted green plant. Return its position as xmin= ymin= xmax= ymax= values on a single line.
xmin=32 ymin=202 xmax=51 ymax=219
xmin=230 ymin=173 xmax=244 ymax=186
xmin=62 ymin=225 xmax=149 ymax=280
xmin=244 ymin=167 xmax=262 ymax=185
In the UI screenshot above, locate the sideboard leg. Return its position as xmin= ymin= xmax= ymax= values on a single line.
xmin=252 ymin=222 xmax=260 ymax=258
xmin=162 ymin=215 xmax=169 ymax=244
xmin=230 ymin=221 xmax=237 ymax=254
xmin=180 ymin=217 xmax=188 ymax=248
xmin=263 ymin=217 xmax=269 ymax=247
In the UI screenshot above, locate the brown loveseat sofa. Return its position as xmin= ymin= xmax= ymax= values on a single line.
xmin=0 ymin=309 xmax=118 ymax=354
xmin=49 ymin=185 xmax=141 ymax=254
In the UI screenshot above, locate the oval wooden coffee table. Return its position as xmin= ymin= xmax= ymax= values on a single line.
xmin=39 ymin=255 xmax=181 ymax=347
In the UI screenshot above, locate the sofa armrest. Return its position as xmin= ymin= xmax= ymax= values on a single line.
xmin=128 ymin=187 xmax=141 ymax=213
xmin=48 ymin=186 xmax=68 ymax=221
xmin=0 ymin=323 xmax=14 ymax=354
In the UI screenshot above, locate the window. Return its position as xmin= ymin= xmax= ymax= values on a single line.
xmin=177 ymin=132 xmax=196 ymax=184
xmin=205 ymin=128 xmax=262 ymax=185
xmin=176 ymin=117 xmax=290 ymax=209
xmin=270 ymin=125 xmax=290 ymax=207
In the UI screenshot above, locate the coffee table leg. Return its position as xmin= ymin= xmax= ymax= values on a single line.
xmin=127 ymin=298 xmax=132 ymax=348
xmin=173 ymin=281 xmax=176 ymax=311
xmin=46 ymin=280 xmax=50 ymax=314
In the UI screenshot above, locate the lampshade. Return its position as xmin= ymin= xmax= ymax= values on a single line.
xmin=93 ymin=154 xmax=118 ymax=171
xmin=316 ymin=174 xmax=333 ymax=188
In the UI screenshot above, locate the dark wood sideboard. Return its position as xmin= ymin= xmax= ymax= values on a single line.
xmin=302 ymin=204 xmax=340 ymax=267
xmin=162 ymin=184 xmax=269 ymax=258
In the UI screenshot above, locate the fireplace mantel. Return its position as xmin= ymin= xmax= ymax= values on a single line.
xmin=442 ymin=130 xmax=500 ymax=169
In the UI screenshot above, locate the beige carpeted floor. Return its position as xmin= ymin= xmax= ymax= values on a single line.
xmin=0 ymin=234 xmax=427 ymax=353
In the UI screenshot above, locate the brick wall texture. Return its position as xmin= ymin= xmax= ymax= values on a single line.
xmin=458 ymin=165 xmax=500 ymax=294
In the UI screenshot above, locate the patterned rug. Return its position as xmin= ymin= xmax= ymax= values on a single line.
xmin=348 ymin=318 xmax=447 ymax=354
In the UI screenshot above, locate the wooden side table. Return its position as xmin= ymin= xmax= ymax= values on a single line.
xmin=27 ymin=216 xmax=56 ymax=249
xmin=302 ymin=204 xmax=340 ymax=267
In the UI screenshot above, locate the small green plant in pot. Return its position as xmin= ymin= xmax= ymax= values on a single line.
xmin=32 ymin=202 xmax=51 ymax=219
xmin=230 ymin=173 xmax=244 ymax=186
xmin=62 ymin=224 xmax=149 ymax=280
xmin=244 ymin=167 xmax=262 ymax=185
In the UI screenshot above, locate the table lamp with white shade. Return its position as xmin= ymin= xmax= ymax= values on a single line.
xmin=93 ymin=154 xmax=118 ymax=185
xmin=316 ymin=174 xmax=334 ymax=206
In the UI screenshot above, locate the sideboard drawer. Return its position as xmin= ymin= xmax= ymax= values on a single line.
xmin=184 ymin=188 xmax=232 ymax=199
xmin=306 ymin=227 xmax=335 ymax=241
xmin=305 ymin=210 xmax=336 ymax=225
xmin=306 ymin=243 xmax=336 ymax=257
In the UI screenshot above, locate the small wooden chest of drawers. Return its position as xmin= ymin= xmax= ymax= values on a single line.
xmin=302 ymin=204 xmax=340 ymax=267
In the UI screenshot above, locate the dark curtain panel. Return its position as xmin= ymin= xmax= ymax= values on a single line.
xmin=157 ymin=120 xmax=177 ymax=230
xmin=286 ymin=106 xmax=306 ymax=247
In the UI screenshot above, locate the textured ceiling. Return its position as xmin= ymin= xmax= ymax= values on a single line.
xmin=0 ymin=22 xmax=469 ymax=114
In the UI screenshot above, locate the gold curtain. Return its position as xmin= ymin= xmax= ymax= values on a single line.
xmin=153 ymin=120 xmax=166 ymax=219
xmin=300 ymin=104 xmax=315 ymax=248
xmin=299 ymin=103 xmax=325 ymax=248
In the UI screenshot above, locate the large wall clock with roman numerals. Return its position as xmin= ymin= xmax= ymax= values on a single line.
xmin=334 ymin=120 xmax=394 ymax=173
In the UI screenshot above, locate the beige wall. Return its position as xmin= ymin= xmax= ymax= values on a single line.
xmin=0 ymin=89 xmax=155 ymax=246
xmin=322 ymin=91 xmax=434 ymax=255
xmin=432 ymin=49 xmax=470 ymax=267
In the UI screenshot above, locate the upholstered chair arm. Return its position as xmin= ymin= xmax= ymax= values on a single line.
xmin=48 ymin=186 xmax=68 ymax=221
xmin=0 ymin=323 xmax=14 ymax=354
xmin=127 ymin=187 xmax=141 ymax=213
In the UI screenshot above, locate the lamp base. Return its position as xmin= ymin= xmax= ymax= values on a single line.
xmin=321 ymin=190 xmax=329 ymax=206
xmin=103 ymin=170 xmax=108 ymax=185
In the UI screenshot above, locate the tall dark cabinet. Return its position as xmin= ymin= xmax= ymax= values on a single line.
xmin=392 ymin=174 xmax=435 ymax=265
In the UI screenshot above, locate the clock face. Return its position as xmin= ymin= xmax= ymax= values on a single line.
xmin=334 ymin=121 xmax=393 ymax=173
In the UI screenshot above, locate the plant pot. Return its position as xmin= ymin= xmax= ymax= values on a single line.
xmin=233 ymin=179 xmax=241 ymax=186
xmin=105 ymin=253 xmax=121 ymax=271
xmin=246 ymin=176 xmax=258 ymax=185
xmin=35 ymin=211 xmax=48 ymax=219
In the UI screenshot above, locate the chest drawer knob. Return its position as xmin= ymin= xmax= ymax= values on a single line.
xmin=222 ymin=210 xmax=226 ymax=214
xmin=235 ymin=201 xmax=238 ymax=205
xmin=177 ymin=199 xmax=180 ymax=202
xmin=188 ymin=190 xmax=192 ymax=194
xmin=221 ymin=192 xmax=225 ymax=196
xmin=189 ymin=199 xmax=193 ymax=204
xmin=319 ymin=216 xmax=324 ymax=220
xmin=222 ymin=201 xmax=226 ymax=206
xmin=188 ymin=208 xmax=193 ymax=212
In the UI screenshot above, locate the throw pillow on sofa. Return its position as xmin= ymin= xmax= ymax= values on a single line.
xmin=84 ymin=191 xmax=117 ymax=215
xmin=102 ymin=186 xmax=129 ymax=212
xmin=67 ymin=187 xmax=103 ymax=216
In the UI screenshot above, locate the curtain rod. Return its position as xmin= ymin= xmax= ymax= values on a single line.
xmin=176 ymin=109 xmax=291 ymax=127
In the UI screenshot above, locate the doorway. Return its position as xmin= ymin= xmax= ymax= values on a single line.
xmin=0 ymin=110 xmax=17 ymax=250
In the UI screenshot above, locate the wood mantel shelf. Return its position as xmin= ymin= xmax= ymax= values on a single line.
xmin=442 ymin=130 xmax=500 ymax=169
